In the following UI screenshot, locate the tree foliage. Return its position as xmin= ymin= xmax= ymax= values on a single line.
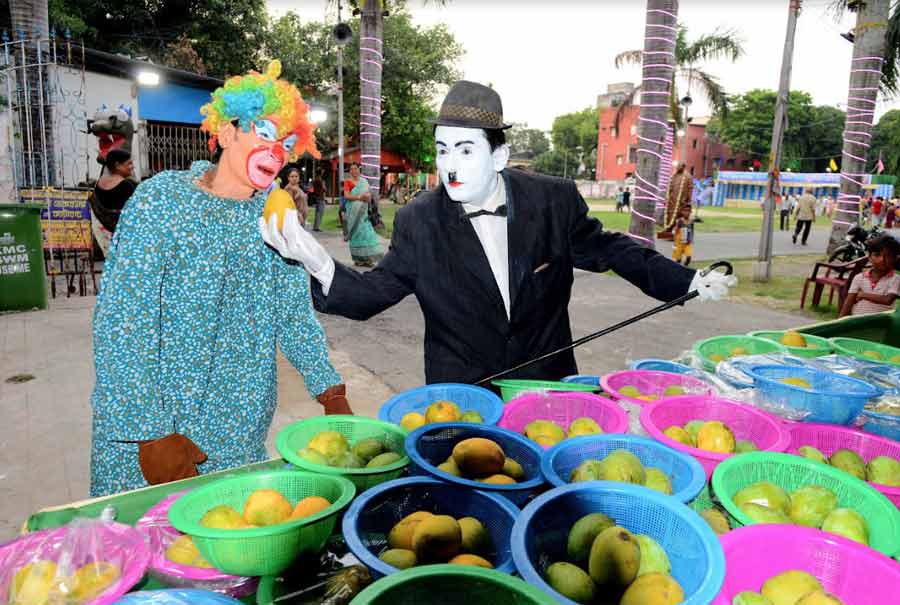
xmin=507 ymin=124 xmax=550 ymax=159
xmin=532 ymin=149 xmax=579 ymax=178
xmin=871 ymin=109 xmax=900 ymax=179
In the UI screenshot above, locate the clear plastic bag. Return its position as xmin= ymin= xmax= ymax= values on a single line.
xmin=111 ymin=589 xmax=242 ymax=604
xmin=0 ymin=518 xmax=151 ymax=605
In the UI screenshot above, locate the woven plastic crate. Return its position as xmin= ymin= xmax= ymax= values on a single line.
xmin=711 ymin=451 xmax=900 ymax=557
xmin=511 ymin=482 xmax=725 ymax=605
xmin=560 ymin=374 xmax=601 ymax=386
xmin=629 ymin=358 xmax=696 ymax=373
xmin=640 ymin=395 xmax=791 ymax=478
xmin=404 ymin=423 xmax=545 ymax=506
xmin=341 ymin=477 xmax=519 ymax=577
xmin=786 ymin=422 xmax=900 ymax=508
xmin=712 ymin=524 xmax=900 ymax=605
xmin=348 ymin=565 xmax=553 ymax=605
xmin=491 ymin=379 xmax=599 ymax=402
xmin=601 ymin=370 xmax=715 ymax=406
xmin=378 ymin=383 xmax=505 ymax=426
xmin=167 ymin=470 xmax=356 ymax=576
xmin=831 ymin=336 xmax=900 ymax=366
xmin=540 ymin=434 xmax=707 ymax=503
xmin=276 ymin=416 xmax=410 ymax=492
xmin=498 ymin=391 xmax=628 ymax=448
xmin=694 ymin=335 xmax=786 ymax=372
xmin=745 ymin=365 xmax=882 ymax=425
xmin=748 ymin=330 xmax=834 ymax=358
xmin=860 ymin=408 xmax=900 ymax=442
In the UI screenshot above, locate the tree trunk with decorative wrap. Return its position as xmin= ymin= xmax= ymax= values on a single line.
xmin=358 ymin=0 xmax=385 ymax=229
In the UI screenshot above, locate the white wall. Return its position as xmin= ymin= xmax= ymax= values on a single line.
xmin=0 ymin=112 xmax=16 ymax=202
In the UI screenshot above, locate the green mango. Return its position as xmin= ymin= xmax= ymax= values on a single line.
xmin=866 ymin=455 xmax=900 ymax=486
xmin=566 ymin=512 xmax=615 ymax=563
xmin=635 ymin=534 xmax=670 ymax=576
xmin=797 ymin=446 xmax=828 ymax=464
xmin=828 ymin=449 xmax=866 ymax=480
xmin=739 ymin=502 xmax=792 ymax=525
xmin=643 ymin=467 xmax=673 ymax=495
xmin=545 ymin=562 xmax=596 ymax=604
xmin=733 ymin=481 xmax=791 ymax=514
xmin=732 ymin=591 xmax=774 ymax=605
xmin=821 ymin=508 xmax=868 ymax=546
xmin=788 ymin=485 xmax=838 ymax=528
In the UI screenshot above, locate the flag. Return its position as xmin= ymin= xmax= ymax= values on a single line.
xmin=877 ymin=157 xmax=885 ymax=174
xmin=829 ymin=158 xmax=839 ymax=172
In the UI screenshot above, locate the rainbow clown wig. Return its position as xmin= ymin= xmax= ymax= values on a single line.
xmin=200 ymin=60 xmax=319 ymax=160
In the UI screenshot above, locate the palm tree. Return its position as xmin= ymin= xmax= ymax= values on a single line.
xmin=827 ymin=0 xmax=892 ymax=253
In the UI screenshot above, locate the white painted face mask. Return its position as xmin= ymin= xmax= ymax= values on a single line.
xmin=435 ymin=126 xmax=510 ymax=206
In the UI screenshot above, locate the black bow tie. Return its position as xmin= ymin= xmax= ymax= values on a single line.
xmin=463 ymin=205 xmax=507 ymax=220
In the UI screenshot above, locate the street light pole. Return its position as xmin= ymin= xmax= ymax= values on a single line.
xmin=754 ymin=0 xmax=801 ymax=282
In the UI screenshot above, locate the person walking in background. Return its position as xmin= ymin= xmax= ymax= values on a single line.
xmin=310 ymin=172 xmax=326 ymax=232
xmin=615 ymin=187 xmax=625 ymax=213
xmin=776 ymin=190 xmax=788 ymax=231
xmin=342 ymin=163 xmax=383 ymax=267
xmin=873 ymin=195 xmax=885 ymax=228
xmin=886 ymin=199 xmax=896 ymax=229
xmin=90 ymin=148 xmax=137 ymax=257
xmin=283 ymin=166 xmax=309 ymax=227
xmin=672 ymin=205 xmax=695 ymax=266
xmin=622 ymin=187 xmax=631 ymax=211
xmin=793 ymin=187 xmax=816 ymax=246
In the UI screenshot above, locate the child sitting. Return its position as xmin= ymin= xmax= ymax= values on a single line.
xmin=672 ymin=205 xmax=695 ymax=266
xmin=840 ymin=235 xmax=900 ymax=317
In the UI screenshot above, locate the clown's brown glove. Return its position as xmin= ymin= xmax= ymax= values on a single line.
xmin=317 ymin=384 xmax=354 ymax=415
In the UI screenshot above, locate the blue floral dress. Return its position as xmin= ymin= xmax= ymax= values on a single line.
xmin=89 ymin=161 xmax=341 ymax=497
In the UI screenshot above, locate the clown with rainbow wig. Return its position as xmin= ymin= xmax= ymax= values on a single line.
xmin=89 ymin=61 xmax=352 ymax=497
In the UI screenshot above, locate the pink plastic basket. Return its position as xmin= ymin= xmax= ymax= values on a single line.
xmin=498 ymin=391 xmax=629 ymax=448
xmin=134 ymin=491 xmax=258 ymax=597
xmin=713 ymin=524 xmax=900 ymax=604
xmin=786 ymin=422 xmax=900 ymax=509
xmin=640 ymin=395 xmax=791 ymax=478
xmin=0 ymin=521 xmax=150 ymax=605
xmin=601 ymin=370 xmax=715 ymax=406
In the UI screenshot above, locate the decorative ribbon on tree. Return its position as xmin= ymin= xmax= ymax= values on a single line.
xmin=655 ymin=123 xmax=675 ymax=223
xmin=359 ymin=0 xmax=385 ymax=229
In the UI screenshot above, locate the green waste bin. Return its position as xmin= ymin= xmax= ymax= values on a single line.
xmin=0 ymin=203 xmax=48 ymax=311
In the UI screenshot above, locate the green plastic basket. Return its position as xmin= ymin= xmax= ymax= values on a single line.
xmin=491 ymin=379 xmax=599 ymax=403
xmin=167 ymin=469 xmax=356 ymax=576
xmin=347 ymin=564 xmax=554 ymax=605
xmin=748 ymin=330 xmax=834 ymax=359
xmin=712 ymin=452 xmax=900 ymax=557
xmin=693 ymin=335 xmax=787 ymax=371
xmin=276 ymin=415 xmax=410 ymax=492
xmin=830 ymin=337 xmax=900 ymax=366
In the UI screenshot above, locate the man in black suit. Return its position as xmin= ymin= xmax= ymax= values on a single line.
xmin=260 ymin=81 xmax=735 ymax=386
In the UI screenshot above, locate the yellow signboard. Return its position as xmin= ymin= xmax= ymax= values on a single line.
xmin=20 ymin=188 xmax=93 ymax=251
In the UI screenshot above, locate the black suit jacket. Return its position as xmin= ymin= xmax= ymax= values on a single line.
xmin=312 ymin=169 xmax=695 ymax=385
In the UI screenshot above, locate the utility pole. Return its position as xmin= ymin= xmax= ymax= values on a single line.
xmin=754 ymin=0 xmax=801 ymax=282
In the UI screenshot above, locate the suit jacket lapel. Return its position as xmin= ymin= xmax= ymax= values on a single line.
xmin=505 ymin=170 xmax=539 ymax=312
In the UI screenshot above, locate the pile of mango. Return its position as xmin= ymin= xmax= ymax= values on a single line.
xmin=733 ymin=481 xmax=869 ymax=546
xmin=399 ymin=400 xmax=484 ymax=432
xmin=795 ymin=446 xmax=900 ymax=487
xmin=569 ymin=449 xmax=673 ymax=495
xmin=732 ymin=570 xmax=843 ymax=605
xmin=544 ymin=512 xmax=683 ymax=605
xmin=707 ymin=347 xmax=750 ymax=364
xmin=379 ymin=512 xmax=494 ymax=570
xmin=164 ymin=534 xmax=214 ymax=569
xmin=436 ymin=437 xmax=525 ymax=484
xmin=617 ymin=384 xmax=686 ymax=402
xmin=297 ymin=430 xmax=403 ymax=470
xmin=523 ymin=417 xmax=603 ymax=447
xmin=664 ymin=419 xmax=758 ymax=454
xmin=7 ymin=560 xmax=120 ymax=605
xmin=199 ymin=489 xmax=332 ymax=530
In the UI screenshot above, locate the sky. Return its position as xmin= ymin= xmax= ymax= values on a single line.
xmin=265 ymin=0 xmax=900 ymax=132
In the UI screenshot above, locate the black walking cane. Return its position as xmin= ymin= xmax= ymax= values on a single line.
xmin=474 ymin=261 xmax=734 ymax=386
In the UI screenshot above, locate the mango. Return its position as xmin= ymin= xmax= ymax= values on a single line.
xmin=459 ymin=516 xmax=491 ymax=554
xmin=797 ymin=446 xmax=828 ymax=464
xmin=452 ymin=438 xmax=505 ymax=477
xmin=9 ymin=561 xmax=59 ymax=605
xmin=684 ymin=420 xmax=705 ymax=443
xmin=425 ymin=400 xmax=462 ymax=423
xmin=700 ymin=508 xmax=731 ymax=535
xmin=829 ymin=449 xmax=866 ymax=480
xmin=388 ymin=511 xmax=433 ymax=550
xmin=525 ymin=419 xmax=565 ymax=444
xmin=780 ymin=377 xmax=812 ymax=389
xmin=478 ymin=473 xmax=517 ymax=485
xmin=568 ymin=417 xmax=603 ymax=438
xmin=732 ymin=591 xmax=774 ymax=605
xmin=352 ymin=438 xmax=385 ymax=462
xmin=795 ymin=591 xmax=845 ymax=605
xmin=663 ymin=385 xmax=686 ymax=397
xmin=740 ymin=502 xmax=792 ymax=525
xmin=411 ymin=514 xmax=462 ymax=563
xmin=201 ymin=504 xmax=247 ymax=529
xmin=165 ymin=535 xmax=211 ymax=567
xmin=891 ymin=355 xmax=900 ymax=364
xmin=567 ymin=512 xmax=615 ymax=563
xmin=69 ymin=561 xmax=121 ymax=602
xmin=448 ymin=553 xmax=493 ymax=568
xmin=379 ymin=548 xmax=417 ymax=569
xmin=731 ymin=347 xmax=749 ymax=356
xmin=570 ymin=459 xmax=603 ymax=482
xmin=663 ymin=426 xmax=695 ymax=447
xmin=866 ymin=455 xmax=900 ymax=486
xmin=821 ymin=508 xmax=868 ymax=546
xmin=709 ymin=353 xmax=726 ymax=363
xmin=263 ymin=183 xmax=296 ymax=230
xmin=367 ymin=452 xmax=403 ymax=468
xmin=290 ymin=495 xmax=331 ymax=519
xmin=308 ymin=431 xmax=350 ymax=460
xmin=437 ymin=457 xmax=462 ymax=477
xmin=697 ymin=420 xmax=736 ymax=453
xmin=761 ymin=570 xmax=823 ymax=605
xmin=862 ymin=349 xmax=883 ymax=360
xmin=598 ymin=449 xmax=646 ymax=484
xmin=244 ymin=489 xmax=293 ymax=526
xmin=620 ymin=572 xmax=684 ymax=605
xmin=460 ymin=410 xmax=484 ymax=423
xmin=535 ymin=435 xmax=561 ymax=448
xmin=636 ymin=534 xmax=670 ymax=576
xmin=400 ymin=412 xmax=426 ymax=432
xmin=588 ymin=526 xmax=641 ymax=587
xmin=501 ymin=457 xmax=525 ymax=481
xmin=298 ymin=447 xmax=329 ymax=466
xmin=334 ymin=452 xmax=365 ymax=468
xmin=643 ymin=467 xmax=673 ymax=495
xmin=735 ymin=439 xmax=758 ymax=453
xmin=781 ymin=331 xmax=807 ymax=347
xmin=733 ymin=481 xmax=791 ymax=514
xmin=618 ymin=385 xmax=641 ymax=398
xmin=545 ymin=562 xmax=596 ymax=604
xmin=789 ymin=485 xmax=838 ymax=528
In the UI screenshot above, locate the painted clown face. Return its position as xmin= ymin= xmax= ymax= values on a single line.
xmin=220 ymin=118 xmax=299 ymax=191
xmin=435 ymin=126 xmax=508 ymax=205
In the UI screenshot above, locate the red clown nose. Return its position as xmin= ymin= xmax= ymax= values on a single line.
xmin=271 ymin=143 xmax=286 ymax=163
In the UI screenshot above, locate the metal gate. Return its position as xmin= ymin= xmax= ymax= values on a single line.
xmin=141 ymin=120 xmax=210 ymax=176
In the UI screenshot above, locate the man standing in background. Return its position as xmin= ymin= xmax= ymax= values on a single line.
xmin=793 ymin=187 xmax=816 ymax=246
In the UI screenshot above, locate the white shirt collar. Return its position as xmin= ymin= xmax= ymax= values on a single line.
xmin=461 ymin=173 xmax=505 ymax=215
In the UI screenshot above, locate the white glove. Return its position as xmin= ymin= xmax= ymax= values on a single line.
xmin=689 ymin=268 xmax=738 ymax=302
xmin=259 ymin=209 xmax=336 ymax=293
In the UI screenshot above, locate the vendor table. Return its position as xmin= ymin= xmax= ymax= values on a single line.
xmin=800 ymin=306 xmax=900 ymax=345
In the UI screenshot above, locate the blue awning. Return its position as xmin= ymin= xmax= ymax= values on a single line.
xmin=137 ymin=83 xmax=212 ymax=125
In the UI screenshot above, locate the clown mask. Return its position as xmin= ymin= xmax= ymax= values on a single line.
xmin=217 ymin=119 xmax=299 ymax=192
xmin=435 ymin=126 xmax=509 ymax=206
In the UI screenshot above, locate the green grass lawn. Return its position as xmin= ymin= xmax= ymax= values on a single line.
xmin=727 ymin=254 xmax=839 ymax=319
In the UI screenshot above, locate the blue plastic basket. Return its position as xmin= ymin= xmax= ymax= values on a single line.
xmin=379 ymin=384 xmax=505 ymax=427
xmin=560 ymin=374 xmax=601 ymax=386
xmin=745 ymin=365 xmax=883 ymax=424
xmin=512 ymin=481 xmax=725 ymax=605
xmin=860 ymin=409 xmax=900 ymax=442
xmin=511 ymin=482 xmax=725 ymax=605
xmin=341 ymin=477 xmax=520 ymax=578
xmin=404 ymin=423 xmax=546 ymax=506
xmin=629 ymin=358 xmax=696 ymax=374
xmin=540 ymin=434 xmax=706 ymax=503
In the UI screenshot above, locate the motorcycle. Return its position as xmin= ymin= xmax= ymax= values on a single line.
xmin=828 ymin=224 xmax=884 ymax=263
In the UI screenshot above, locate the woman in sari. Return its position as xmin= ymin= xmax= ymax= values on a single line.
xmin=344 ymin=162 xmax=383 ymax=267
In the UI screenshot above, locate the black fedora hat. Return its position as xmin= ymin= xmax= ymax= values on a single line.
xmin=431 ymin=80 xmax=512 ymax=130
